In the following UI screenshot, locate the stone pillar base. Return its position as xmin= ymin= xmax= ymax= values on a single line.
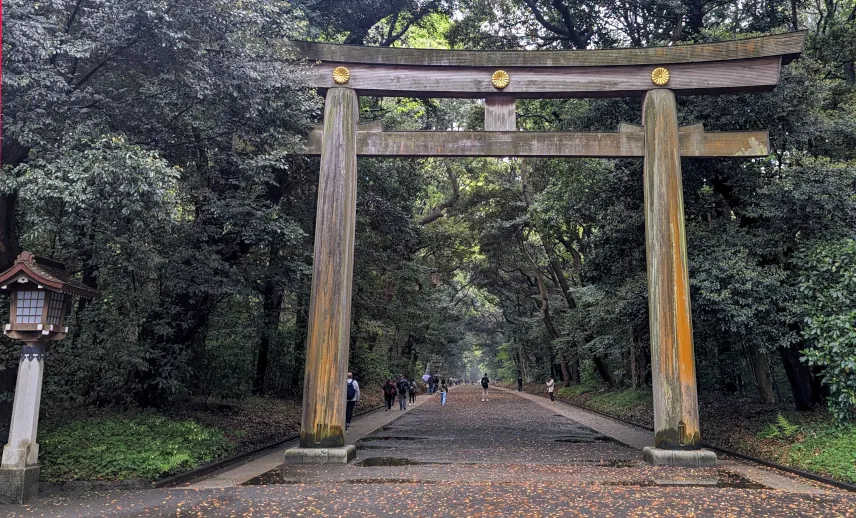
xmin=0 ymin=465 xmax=40 ymax=504
xmin=643 ymin=447 xmax=717 ymax=467
xmin=283 ymin=445 xmax=356 ymax=465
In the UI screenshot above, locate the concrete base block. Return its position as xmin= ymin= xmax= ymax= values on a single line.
xmin=0 ymin=465 xmax=40 ymax=504
xmin=283 ymin=445 xmax=356 ymax=465
xmin=642 ymin=447 xmax=717 ymax=467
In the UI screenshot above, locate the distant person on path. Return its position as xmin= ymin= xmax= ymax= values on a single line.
xmin=396 ymin=375 xmax=409 ymax=410
xmin=409 ymin=379 xmax=417 ymax=404
xmin=481 ymin=373 xmax=490 ymax=401
xmin=346 ymin=372 xmax=360 ymax=432
xmin=517 ymin=375 xmax=523 ymax=391
xmin=382 ymin=378 xmax=397 ymax=411
xmin=546 ymin=376 xmax=555 ymax=403
xmin=439 ymin=378 xmax=448 ymax=406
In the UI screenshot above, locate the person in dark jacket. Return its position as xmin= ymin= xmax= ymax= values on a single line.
xmin=481 ymin=373 xmax=490 ymax=401
xmin=382 ymin=378 xmax=397 ymax=411
xmin=396 ymin=375 xmax=409 ymax=410
xmin=408 ymin=379 xmax=417 ymax=404
xmin=345 ymin=372 xmax=360 ymax=431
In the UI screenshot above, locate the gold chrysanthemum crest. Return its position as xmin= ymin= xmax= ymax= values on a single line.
xmin=491 ymin=70 xmax=510 ymax=89
xmin=332 ymin=66 xmax=351 ymax=84
xmin=651 ymin=67 xmax=670 ymax=86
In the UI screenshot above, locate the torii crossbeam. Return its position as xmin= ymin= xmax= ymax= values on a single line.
xmin=283 ymin=32 xmax=806 ymax=468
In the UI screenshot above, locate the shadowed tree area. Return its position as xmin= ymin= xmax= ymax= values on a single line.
xmin=1 ymin=0 xmax=855 ymax=485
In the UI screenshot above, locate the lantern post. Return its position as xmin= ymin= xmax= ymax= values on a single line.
xmin=0 ymin=252 xmax=98 ymax=504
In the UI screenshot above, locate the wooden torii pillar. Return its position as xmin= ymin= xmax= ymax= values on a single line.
xmin=283 ymin=32 xmax=805 ymax=467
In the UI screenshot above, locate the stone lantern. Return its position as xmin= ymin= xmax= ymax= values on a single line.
xmin=0 ymin=252 xmax=98 ymax=504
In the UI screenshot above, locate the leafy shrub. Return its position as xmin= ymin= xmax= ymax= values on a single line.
xmin=557 ymin=383 xmax=598 ymax=398
xmin=39 ymin=414 xmax=233 ymax=482
xmin=759 ymin=413 xmax=800 ymax=439
xmin=587 ymin=389 xmax=652 ymax=414
xmin=798 ymin=239 xmax=856 ymax=422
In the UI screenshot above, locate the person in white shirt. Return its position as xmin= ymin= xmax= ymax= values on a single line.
xmin=346 ymin=372 xmax=360 ymax=431
xmin=546 ymin=376 xmax=555 ymax=404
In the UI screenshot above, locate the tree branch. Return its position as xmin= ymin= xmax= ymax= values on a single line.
xmin=419 ymin=168 xmax=460 ymax=226
xmin=521 ymin=0 xmax=571 ymax=36
xmin=551 ymin=0 xmax=590 ymax=49
xmin=71 ymin=34 xmax=141 ymax=91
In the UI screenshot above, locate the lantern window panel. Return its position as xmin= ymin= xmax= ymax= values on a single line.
xmin=47 ymin=292 xmax=65 ymax=326
xmin=16 ymin=290 xmax=45 ymax=324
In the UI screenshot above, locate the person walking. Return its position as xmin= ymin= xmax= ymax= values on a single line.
xmin=546 ymin=376 xmax=555 ymax=403
xmin=408 ymin=379 xmax=417 ymax=404
xmin=481 ymin=373 xmax=490 ymax=401
xmin=517 ymin=375 xmax=523 ymax=392
xmin=439 ymin=378 xmax=448 ymax=406
xmin=382 ymin=378 xmax=397 ymax=411
xmin=396 ymin=375 xmax=409 ymax=410
xmin=345 ymin=372 xmax=360 ymax=432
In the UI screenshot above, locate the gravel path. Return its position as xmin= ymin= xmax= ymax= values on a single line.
xmin=5 ymin=385 xmax=855 ymax=517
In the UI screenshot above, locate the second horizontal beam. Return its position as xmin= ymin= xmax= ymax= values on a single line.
xmin=304 ymin=130 xmax=769 ymax=158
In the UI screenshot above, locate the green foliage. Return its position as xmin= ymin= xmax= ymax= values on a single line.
xmin=587 ymin=389 xmax=653 ymax=415
xmin=799 ymin=238 xmax=856 ymax=421
xmin=787 ymin=422 xmax=856 ymax=484
xmin=39 ymin=415 xmax=233 ymax=483
xmin=758 ymin=415 xmax=856 ymax=483
xmin=759 ymin=413 xmax=801 ymax=439
xmin=557 ymin=383 xmax=598 ymax=398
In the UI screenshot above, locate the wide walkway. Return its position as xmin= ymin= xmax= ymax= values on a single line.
xmin=5 ymin=385 xmax=855 ymax=517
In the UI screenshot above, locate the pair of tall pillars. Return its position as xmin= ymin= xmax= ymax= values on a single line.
xmin=286 ymin=86 xmax=714 ymax=466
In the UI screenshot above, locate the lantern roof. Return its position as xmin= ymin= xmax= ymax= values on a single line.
xmin=0 ymin=251 xmax=99 ymax=298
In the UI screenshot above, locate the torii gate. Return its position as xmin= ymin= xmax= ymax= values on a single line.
xmin=283 ymin=32 xmax=805 ymax=467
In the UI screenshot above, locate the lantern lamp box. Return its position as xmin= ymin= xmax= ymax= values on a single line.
xmin=0 ymin=252 xmax=98 ymax=343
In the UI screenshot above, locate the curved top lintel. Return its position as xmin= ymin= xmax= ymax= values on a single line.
xmin=289 ymin=32 xmax=805 ymax=68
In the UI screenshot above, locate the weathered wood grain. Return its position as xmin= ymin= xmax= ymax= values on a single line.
xmin=300 ymin=87 xmax=358 ymax=449
xmin=303 ymin=128 xmax=769 ymax=158
xmin=678 ymin=123 xmax=769 ymax=157
xmin=288 ymin=32 xmax=805 ymax=67
xmin=642 ymin=88 xmax=701 ymax=450
xmin=485 ymin=96 xmax=516 ymax=131
xmin=306 ymin=57 xmax=783 ymax=98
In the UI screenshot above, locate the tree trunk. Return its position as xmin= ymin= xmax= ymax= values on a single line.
xmin=0 ymin=193 xmax=20 ymax=271
xmin=747 ymin=343 xmax=775 ymax=404
xmin=593 ymin=355 xmax=614 ymax=388
xmin=630 ymin=331 xmax=641 ymax=389
xmin=572 ymin=357 xmax=581 ymax=384
xmin=844 ymin=62 xmax=855 ymax=86
xmin=560 ymin=357 xmax=572 ymax=387
xmin=0 ymin=187 xmax=22 ymax=429
xmin=518 ymin=236 xmax=560 ymax=340
xmin=810 ymin=366 xmax=828 ymax=404
xmin=0 ymin=139 xmax=29 ymax=270
xmin=778 ymin=342 xmax=813 ymax=411
xmin=790 ymin=0 xmax=799 ymax=30
xmin=689 ymin=0 xmax=704 ymax=34
xmin=290 ymin=290 xmax=310 ymax=394
xmin=253 ymin=265 xmax=284 ymax=395
xmin=544 ymin=242 xmax=576 ymax=310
